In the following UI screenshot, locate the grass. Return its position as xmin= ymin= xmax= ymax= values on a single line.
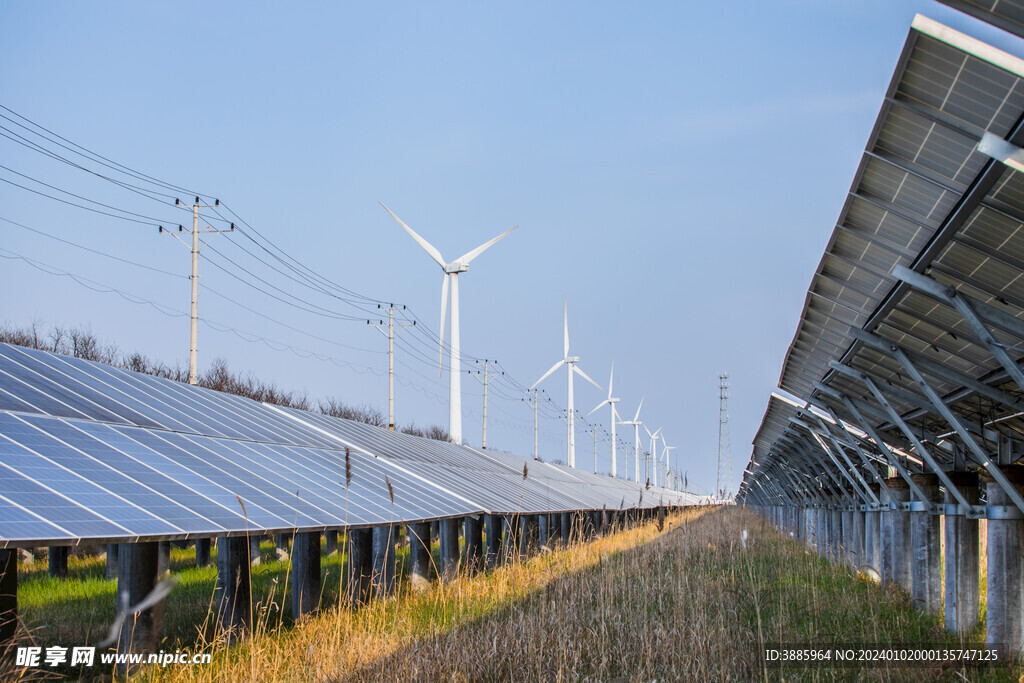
xmin=10 ymin=507 xmax=1023 ymax=681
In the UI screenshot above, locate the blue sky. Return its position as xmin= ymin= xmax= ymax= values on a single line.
xmin=2 ymin=1 xmax=1020 ymax=495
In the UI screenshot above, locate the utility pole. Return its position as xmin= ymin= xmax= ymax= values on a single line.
xmin=160 ymin=198 xmax=233 ymax=385
xmin=471 ymin=360 xmax=503 ymax=449
xmin=523 ymin=389 xmax=544 ymax=460
xmin=717 ymin=372 xmax=733 ymax=500
xmin=369 ymin=305 xmax=414 ymax=430
xmin=593 ymin=421 xmax=598 ymax=474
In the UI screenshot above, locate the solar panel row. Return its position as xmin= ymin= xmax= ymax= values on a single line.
xmin=0 ymin=343 xmax=695 ymax=547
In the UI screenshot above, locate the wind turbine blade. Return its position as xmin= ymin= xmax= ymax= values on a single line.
xmin=455 ymin=225 xmax=518 ymax=264
xmin=563 ymin=295 xmax=570 ymax=357
xmin=607 ymin=361 xmax=614 ymax=398
xmin=380 ymin=202 xmax=447 ymax=268
xmin=633 ymin=395 xmax=645 ymax=422
xmin=654 ymin=427 xmax=662 ymax=438
xmin=573 ymin=365 xmax=603 ymax=392
xmin=438 ymin=273 xmax=449 ymax=376
xmin=530 ymin=359 xmax=565 ymax=390
xmin=586 ymin=399 xmax=609 ymax=417
xmin=644 ymin=425 xmax=653 ymax=439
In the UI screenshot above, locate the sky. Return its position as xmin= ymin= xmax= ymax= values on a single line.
xmin=2 ymin=1 xmax=1021 ymax=497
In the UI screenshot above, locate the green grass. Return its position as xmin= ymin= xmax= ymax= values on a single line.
xmin=16 ymin=534 xmax=426 ymax=650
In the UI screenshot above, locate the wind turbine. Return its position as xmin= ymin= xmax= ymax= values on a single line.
xmin=662 ymin=440 xmax=677 ymax=490
xmin=381 ymin=202 xmax=516 ymax=445
xmin=618 ymin=397 xmax=644 ymax=483
xmin=644 ymin=425 xmax=662 ymax=486
xmin=530 ymin=298 xmax=602 ymax=468
xmin=587 ymin=362 xmax=620 ymax=478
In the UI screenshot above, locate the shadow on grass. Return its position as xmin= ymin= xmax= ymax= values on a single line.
xmin=342 ymin=509 xmax=1020 ymax=682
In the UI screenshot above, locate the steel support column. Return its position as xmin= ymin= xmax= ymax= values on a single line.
xmin=945 ymin=472 xmax=980 ymax=635
xmin=986 ymin=466 xmax=1024 ymax=658
xmin=910 ymin=475 xmax=942 ymax=614
xmin=408 ymin=522 xmax=432 ymax=590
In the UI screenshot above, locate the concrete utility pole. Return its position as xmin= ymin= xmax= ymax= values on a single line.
xmin=160 ymin=198 xmax=233 ymax=385
xmin=369 ymin=305 xmax=414 ymax=430
xmin=471 ymin=360 xmax=503 ymax=449
xmin=524 ymin=389 xmax=540 ymax=460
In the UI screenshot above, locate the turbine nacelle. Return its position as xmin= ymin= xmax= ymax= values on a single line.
xmin=444 ymin=263 xmax=470 ymax=274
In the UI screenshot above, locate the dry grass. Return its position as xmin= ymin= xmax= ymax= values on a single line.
xmin=129 ymin=506 xmax=1019 ymax=682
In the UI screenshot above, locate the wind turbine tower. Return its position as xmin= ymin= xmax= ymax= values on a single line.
xmin=587 ymin=362 xmax=620 ymax=478
xmin=618 ymin=397 xmax=644 ymax=484
xmin=717 ymin=372 xmax=733 ymax=500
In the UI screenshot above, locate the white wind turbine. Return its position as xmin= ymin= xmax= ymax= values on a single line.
xmin=587 ymin=362 xmax=620 ymax=478
xmin=530 ymin=298 xmax=602 ymax=468
xmin=644 ymin=425 xmax=662 ymax=486
xmin=662 ymin=441 xmax=678 ymax=490
xmin=381 ymin=202 xmax=516 ymax=445
xmin=618 ymin=397 xmax=644 ymax=483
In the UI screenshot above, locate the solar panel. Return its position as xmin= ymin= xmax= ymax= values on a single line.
xmin=0 ymin=340 xmax=692 ymax=546
xmin=938 ymin=0 xmax=1024 ymax=42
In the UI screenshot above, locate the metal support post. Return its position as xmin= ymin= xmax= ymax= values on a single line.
xmin=116 ymin=541 xmax=161 ymax=675
xmin=249 ymin=535 xmax=261 ymax=565
xmin=346 ymin=529 xmax=373 ymax=605
xmin=106 ymin=543 xmax=119 ymax=579
xmin=944 ymin=472 xmax=980 ymax=634
xmin=216 ymin=535 xmax=250 ymax=642
xmin=195 ymin=538 xmax=211 ymax=568
xmin=463 ymin=516 xmax=483 ymax=575
xmin=910 ymin=475 xmax=942 ymax=614
xmin=538 ymin=513 xmax=550 ymax=549
xmin=986 ymin=466 xmax=1024 ymax=658
xmin=291 ymin=531 xmax=321 ymax=617
xmin=408 ymin=522 xmax=432 ymax=590
xmin=325 ymin=530 xmax=339 ymax=556
xmin=888 ymin=478 xmax=912 ymax=593
xmin=439 ymin=518 xmax=460 ymax=580
xmin=371 ymin=525 xmax=396 ymax=598
xmin=483 ymin=515 xmax=502 ymax=569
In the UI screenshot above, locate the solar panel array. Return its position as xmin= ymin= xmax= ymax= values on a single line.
xmin=0 ymin=342 xmax=695 ymax=547
xmin=740 ymin=13 xmax=1024 ymax=504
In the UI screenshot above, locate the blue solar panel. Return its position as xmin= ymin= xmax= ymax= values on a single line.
xmin=0 ymin=343 xmax=689 ymax=545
